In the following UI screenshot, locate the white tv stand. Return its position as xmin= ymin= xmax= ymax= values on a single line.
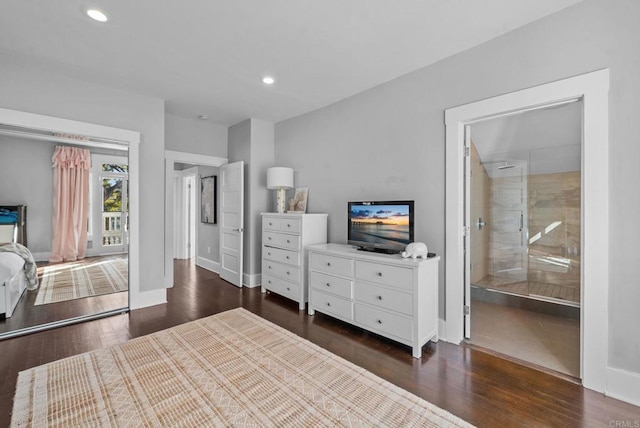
xmin=307 ymin=243 xmax=439 ymax=358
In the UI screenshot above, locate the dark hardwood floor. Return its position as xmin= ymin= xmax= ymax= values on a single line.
xmin=1 ymin=259 xmax=638 ymax=427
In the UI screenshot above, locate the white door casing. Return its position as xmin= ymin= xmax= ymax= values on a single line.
xmin=445 ymin=69 xmax=609 ymax=392
xmin=219 ymin=161 xmax=244 ymax=287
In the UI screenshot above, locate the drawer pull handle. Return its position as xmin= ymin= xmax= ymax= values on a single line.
xmin=377 ymin=319 xmax=382 ymax=324
xmin=268 ymin=252 xmax=272 ymax=256
xmin=268 ymin=237 xmax=272 ymax=240
xmin=286 ymin=287 xmax=290 ymax=291
xmin=326 ymin=283 xmax=331 ymax=287
xmin=287 ymin=224 xmax=291 ymax=228
xmin=377 ymin=295 xmax=382 ymax=300
xmin=286 ymin=271 xmax=290 ymax=275
xmin=286 ymin=256 xmax=290 ymax=259
xmin=377 ymin=272 xmax=383 ymax=277
xmin=268 ymin=280 xmax=272 ymax=284
xmin=327 ymin=262 xmax=331 ymax=266
xmin=286 ymin=239 xmax=290 ymax=243
xmin=326 ymin=302 xmax=331 ymax=307
xmin=269 ymin=222 xmax=273 ymax=226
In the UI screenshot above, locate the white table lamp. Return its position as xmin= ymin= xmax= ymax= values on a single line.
xmin=267 ymin=167 xmax=294 ymax=213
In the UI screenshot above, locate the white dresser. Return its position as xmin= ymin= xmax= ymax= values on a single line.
xmin=261 ymin=213 xmax=328 ymax=310
xmin=307 ymin=243 xmax=439 ymax=358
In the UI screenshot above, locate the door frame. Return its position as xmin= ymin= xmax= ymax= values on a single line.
xmin=164 ymin=150 xmax=227 ymax=287
xmin=445 ymin=69 xmax=609 ymax=392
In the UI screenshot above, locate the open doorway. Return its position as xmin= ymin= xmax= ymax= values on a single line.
xmin=164 ymin=151 xmax=227 ymax=288
xmin=173 ymin=165 xmax=197 ymax=261
xmin=466 ymin=100 xmax=582 ymax=377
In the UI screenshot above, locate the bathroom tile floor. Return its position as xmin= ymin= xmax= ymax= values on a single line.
xmin=469 ymin=299 xmax=580 ymax=378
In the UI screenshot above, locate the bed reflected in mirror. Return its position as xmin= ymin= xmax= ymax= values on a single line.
xmin=0 ymin=133 xmax=129 ymax=338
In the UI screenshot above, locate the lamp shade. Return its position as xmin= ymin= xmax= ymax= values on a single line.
xmin=267 ymin=167 xmax=294 ymax=189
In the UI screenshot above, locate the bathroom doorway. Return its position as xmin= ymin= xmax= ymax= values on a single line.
xmin=466 ymin=100 xmax=582 ymax=377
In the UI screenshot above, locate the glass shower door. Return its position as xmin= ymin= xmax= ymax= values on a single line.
xmin=478 ymin=154 xmax=530 ymax=295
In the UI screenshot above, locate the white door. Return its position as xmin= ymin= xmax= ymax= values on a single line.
xmin=219 ymin=161 xmax=244 ymax=287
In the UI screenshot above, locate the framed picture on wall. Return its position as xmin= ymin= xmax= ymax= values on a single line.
xmin=201 ymin=175 xmax=217 ymax=224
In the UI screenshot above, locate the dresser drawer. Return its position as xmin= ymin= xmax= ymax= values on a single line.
xmin=311 ymin=289 xmax=353 ymax=320
xmin=310 ymin=253 xmax=353 ymax=277
xmin=263 ymin=274 xmax=299 ymax=301
xmin=262 ymin=217 xmax=281 ymax=231
xmin=354 ymin=303 xmax=412 ymax=342
xmin=263 ymin=260 xmax=301 ymax=283
xmin=264 ymin=231 xmax=301 ymax=250
xmin=354 ymin=282 xmax=412 ymax=316
xmin=310 ymin=271 xmax=353 ymax=299
xmin=279 ymin=218 xmax=301 ymax=233
xmin=355 ymin=261 xmax=413 ymax=290
xmin=263 ymin=246 xmax=300 ymax=266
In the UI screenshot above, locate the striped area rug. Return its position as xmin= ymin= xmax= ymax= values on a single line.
xmin=11 ymin=308 xmax=473 ymax=427
xmin=34 ymin=257 xmax=128 ymax=305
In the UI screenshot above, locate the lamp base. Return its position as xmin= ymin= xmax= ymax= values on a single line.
xmin=276 ymin=188 xmax=286 ymax=214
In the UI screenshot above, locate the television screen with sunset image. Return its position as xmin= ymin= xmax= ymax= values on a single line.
xmin=347 ymin=201 xmax=414 ymax=253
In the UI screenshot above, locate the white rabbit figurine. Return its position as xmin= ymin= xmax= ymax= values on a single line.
xmin=401 ymin=242 xmax=429 ymax=259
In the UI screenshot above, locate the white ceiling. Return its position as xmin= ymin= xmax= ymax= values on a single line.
xmin=470 ymin=100 xmax=582 ymax=177
xmin=0 ymin=0 xmax=583 ymax=126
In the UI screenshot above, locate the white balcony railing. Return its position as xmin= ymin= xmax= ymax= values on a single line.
xmin=102 ymin=212 xmax=128 ymax=246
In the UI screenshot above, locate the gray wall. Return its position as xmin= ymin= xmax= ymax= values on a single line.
xmin=0 ymin=53 xmax=166 ymax=293
xmin=275 ymin=0 xmax=640 ymax=374
xmin=165 ymin=113 xmax=228 ymax=158
xmin=0 ymin=136 xmax=53 ymax=254
xmin=197 ymin=165 xmax=220 ymax=262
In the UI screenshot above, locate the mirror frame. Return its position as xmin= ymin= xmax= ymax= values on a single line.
xmin=0 ymin=107 xmax=140 ymax=336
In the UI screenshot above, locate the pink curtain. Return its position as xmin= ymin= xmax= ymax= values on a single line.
xmin=50 ymin=146 xmax=91 ymax=262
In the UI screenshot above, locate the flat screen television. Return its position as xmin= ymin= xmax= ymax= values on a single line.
xmin=348 ymin=200 xmax=414 ymax=254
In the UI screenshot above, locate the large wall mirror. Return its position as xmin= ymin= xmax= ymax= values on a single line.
xmin=0 ymin=108 xmax=140 ymax=339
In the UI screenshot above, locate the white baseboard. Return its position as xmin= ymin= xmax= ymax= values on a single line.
xmin=243 ymin=273 xmax=261 ymax=288
xmin=130 ymin=288 xmax=166 ymax=310
xmin=606 ymin=366 xmax=640 ymax=407
xmin=196 ymin=256 xmax=220 ymax=273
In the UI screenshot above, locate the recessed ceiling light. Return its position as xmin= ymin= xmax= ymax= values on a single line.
xmin=262 ymin=76 xmax=275 ymax=85
xmin=198 ymin=114 xmax=209 ymax=120
xmin=87 ymin=9 xmax=108 ymax=22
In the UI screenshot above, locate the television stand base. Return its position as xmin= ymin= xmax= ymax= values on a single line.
xmin=355 ymin=246 xmax=400 ymax=255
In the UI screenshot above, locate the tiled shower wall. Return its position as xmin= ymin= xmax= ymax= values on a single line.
xmin=527 ymin=171 xmax=581 ymax=289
